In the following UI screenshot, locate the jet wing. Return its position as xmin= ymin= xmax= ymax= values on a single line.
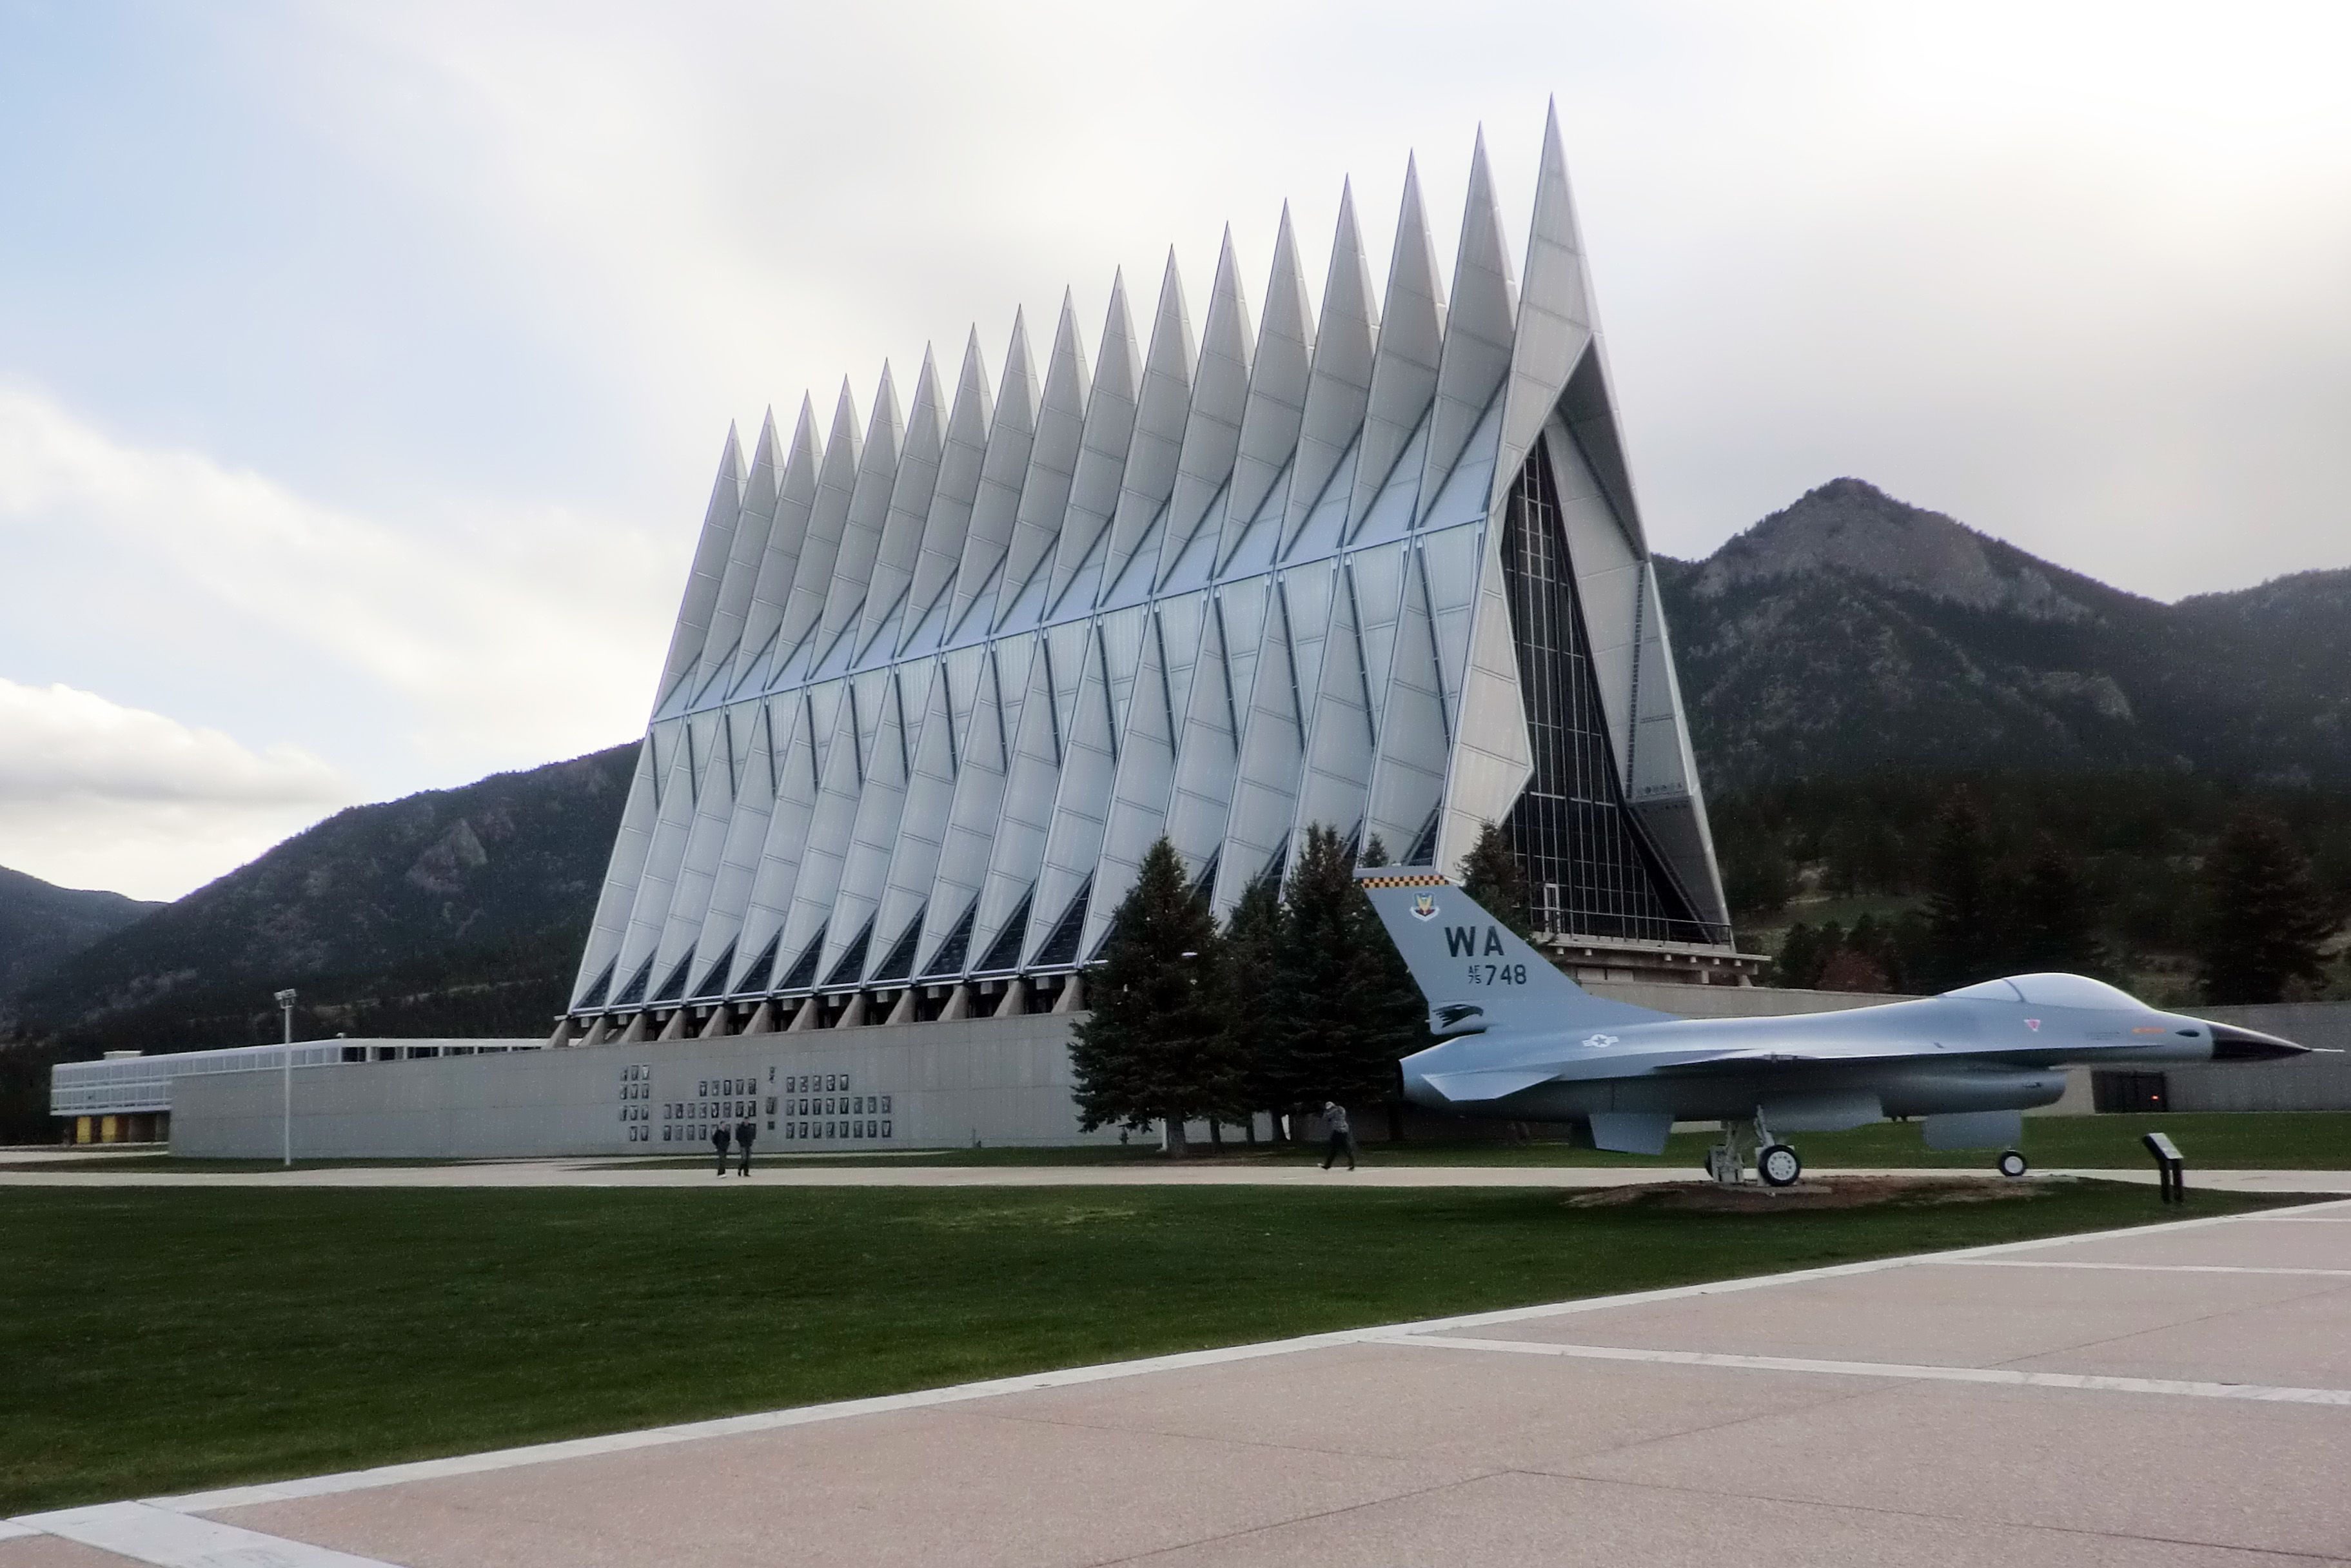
xmin=1417 ymin=1067 xmax=1559 ymax=1102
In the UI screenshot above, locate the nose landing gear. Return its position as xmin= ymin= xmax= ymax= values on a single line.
xmin=1996 ymin=1149 xmax=2029 ymax=1179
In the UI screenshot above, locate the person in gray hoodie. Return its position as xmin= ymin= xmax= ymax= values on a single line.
xmin=1320 ymin=1101 xmax=1356 ymax=1171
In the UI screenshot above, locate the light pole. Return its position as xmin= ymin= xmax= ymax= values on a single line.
xmin=275 ymin=988 xmax=297 ymax=1167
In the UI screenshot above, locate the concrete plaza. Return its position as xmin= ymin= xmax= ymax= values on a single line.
xmin=8 ymin=1193 xmax=2351 ymax=1566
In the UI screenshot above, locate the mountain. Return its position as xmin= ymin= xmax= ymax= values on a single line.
xmin=14 ymin=479 xmax=2342 ymax=1057
xmin=0 ymin=868 xmax=162 ymax=1015
xmin=15 ymin=743 xmax=637 ymax=1054
xmin=1655 ymin=479 xmax=2351 ymax=796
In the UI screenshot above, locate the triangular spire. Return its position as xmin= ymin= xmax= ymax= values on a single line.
xmin=1050 ymin=270 xmax=1143 ymax=607
xmin=1348 ymin=157 xmax=1445 ymax=534
xmin=951 ymin=309 xmax=1039 ymax=632
xmin=696 ymin=407 xmax=784 ymax=691
xmin=1217 ymin=204 xmax=1315 ymax=569
xmin=1282 ymin=180 xmax=1378 ymax=553
xmin=859 ymin=348 xmax=947 ymax=657
xmin=774 ymin=380 xmax=865 ymax=677
xmin=1154 ymin=228 xmax=1254 ymax=585
xmin=1419 ymin=128 xmax=1519 ymax=513
xmin=903 ymin=328 xmax=995 ymax=652
xmin=654 ymin=424 xmax=748 ymax=705
xmin=993 ymin=290 xmax=1090 ymax=628
xmin=1491 ymin=98 xmax=1617 ymax=527
xmin=817 ymin=362 xmax=905 ymax=656
xmin=726 ymin=396 xmax=823 ymax=695
xmin=1102 ymin=251 xmax=1195 ymax=596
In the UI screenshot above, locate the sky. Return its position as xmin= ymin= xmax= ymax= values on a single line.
xmin=3 ymin=0 xmax=2347 ymax=902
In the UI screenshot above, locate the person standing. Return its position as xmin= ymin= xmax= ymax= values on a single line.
xmin=711 ymin=1122 xmax=731 ymax=1177
xmin=735 ymin=1116 xmax=756 ymax=1176
xmin=1320 ymin=1101 xmax=1356 ymax=1171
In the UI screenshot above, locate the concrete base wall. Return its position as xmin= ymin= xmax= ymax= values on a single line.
xmin=168 ymin=994 xmax=2351 ymax=1159
xmin=172 ymin=1012 xmax=1123 ymax=1159
xmin=2159 ymin=1004 xmax=2351 ymax=1113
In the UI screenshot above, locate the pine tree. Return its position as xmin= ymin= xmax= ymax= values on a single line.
xmin=1068 ymin=839 xmax=1231 ymax=1155
xmin=1723 ymin=840 xmax=1793 ymax=919
xmin=1922 ymin=789 xmax=2006 ymax=989
xmin=1844 ymin=912 xmax=1908 ymax=993
xmin=2012 ymin=836 xmax=2106 ymax=977
xmin=2195 ymin=812 xmax=2337 ymax=1004
xmin=1266 ymin=826 xmax=1407 ymax=1122
xmin=1353 ymin=834 xmax=1433 ymax=1138
xmin=1772 ymin=921 xmax=1833 ymax=988
xmin=1219 ymin=868 xmax=1289 ymax=1135
xmin=1816 ymin=943 xmax=1889 ymax=993
xmin=1457 ymin=821 xmax=1534 ymax=937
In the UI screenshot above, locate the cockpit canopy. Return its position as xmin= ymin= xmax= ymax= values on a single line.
xmin=1943 ymin=974 xmax=2147 ymax=1010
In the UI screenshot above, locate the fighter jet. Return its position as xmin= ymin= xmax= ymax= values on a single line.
xmin=1359 ymin=870 xmax=2314 ymax=1185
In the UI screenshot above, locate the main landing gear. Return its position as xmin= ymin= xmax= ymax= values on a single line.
xmin=1704 ymin=1114 xmax=1805 ymax=1188
xmin=1758 ymin=1142 xmax=1804 ymax=1188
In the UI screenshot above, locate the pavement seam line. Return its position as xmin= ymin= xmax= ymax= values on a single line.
xmin=16 ymin=1197 xmax=2314 ymax=1521
xmin=1081 ymin=1468 xmax=1512 ymax=1567
xmin=1943 ymin=1259 xmax=2351 ymax=1277
xmin=1385 ymin=1334 xmax=2351 ymax=1406
xmin=1499 ymin=1462 xmax=2351 ymax=1564
xmin=12 ymin=1500 xmax=409 ymax=1567
xmin=1983 ymin=1274 xmax=2351 ymax=1371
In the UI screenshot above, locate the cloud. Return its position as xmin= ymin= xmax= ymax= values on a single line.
xmin=0 ymin=383 xmax=681 ymax=896
xmin=0 ymin=381 xmax=676 ymax=770
xmin=0 ymin=679 xmax=350 ymax=900
xmin=304 ymin=0 xmax=2351 ymax=601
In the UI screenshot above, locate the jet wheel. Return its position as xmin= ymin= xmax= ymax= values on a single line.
xmin=1758 ymin=1143 xmax=1802 ymax=1188
xmin=1997 ymin=1150 xmax=2029 ymax=1179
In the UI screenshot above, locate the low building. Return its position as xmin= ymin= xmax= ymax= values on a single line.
xmin=74 ymin=996 xmax=2351 ymax=1161
xmin=47 ymin=1039 xmax=545 ymax=1146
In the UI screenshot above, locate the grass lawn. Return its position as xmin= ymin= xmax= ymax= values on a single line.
xmin=0 ymin=1179 xmax=2306 ymax=1513
xmin=602 ymin=1111 xmax=2351 ymax=1171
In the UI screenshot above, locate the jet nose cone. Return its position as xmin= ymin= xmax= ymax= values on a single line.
xmin=2207 ymin=1022 xmax=2309 ymax=1062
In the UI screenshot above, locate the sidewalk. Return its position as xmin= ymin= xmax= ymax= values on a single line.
xmin=4 ymin=1159 xmax=2347 ymax=1191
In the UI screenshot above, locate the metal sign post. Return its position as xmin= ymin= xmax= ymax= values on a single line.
xmin=275 ymin=988 xmax=298 ymax=1168
xmin=2141 ymin=1131 xmax=2185 ymax=1204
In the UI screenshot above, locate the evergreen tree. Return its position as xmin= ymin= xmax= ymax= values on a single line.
xmin=1921 ymin=790 xmax=2006 ymax=988
xmin=1266 ymin=825 xmax=1410 ymax=1121
xmin=1352 ymin=834 xmax=1433 ymax=1138
xmin=1457 ymin=821 xmax=1534 ymax=937
xmin=1844 ymin=912 xmax=1908 ymax=993
xmin=1771 ymin=921 xmax=1834 ymax=988
xmin=2195 ymin=811 xmax=2337 ymax=1004
xmin=1068 ymin=839 xmax=1232 ymax=1155
xmin=2012 ymin=836 xmax=2106 ymax=976
xmin=1723 ymin=840 xmax=1793 ymax=919
xmin=1816 ymin=941 xmax=1889 ymax=993
xmin=1219 ymin=868 xmax=1289 ymax=1134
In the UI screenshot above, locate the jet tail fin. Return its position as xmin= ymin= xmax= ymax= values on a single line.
xmin=1355 ymin=870 xmax=1678 ymax=1034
